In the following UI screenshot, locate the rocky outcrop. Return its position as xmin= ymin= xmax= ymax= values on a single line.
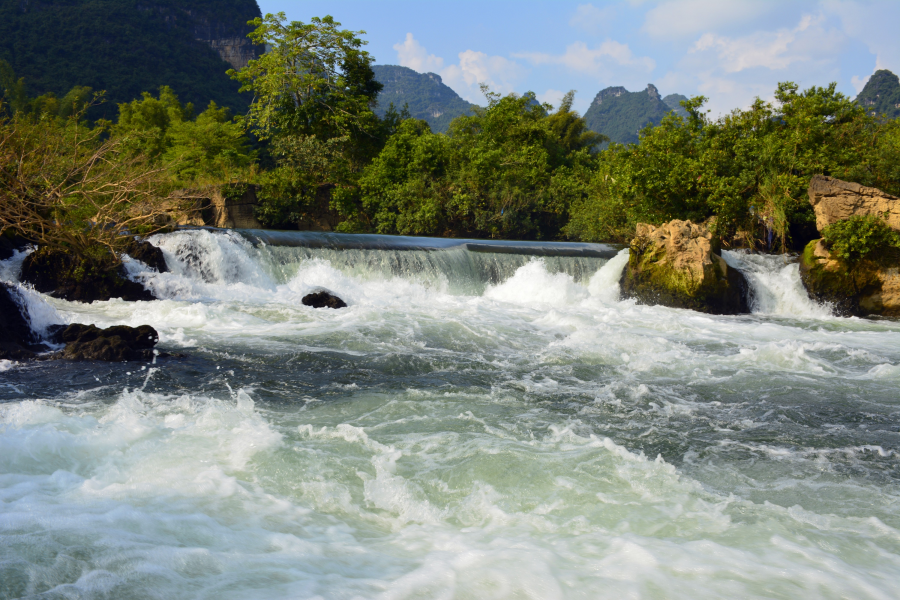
xmin=807 ymin=175 xmax=900 ymax=232
xmin=800 ymin=239 xmax=900 ymax=317
xmin=48 ymin=323 xmax=160 ymax=361
xmin=173 ymin=185 xmax=263 ymax=229
xmin=799 ymin=175 xmax=900 ymax=317
xmin=0 ymin=233 xmax=29 ymax=261
xmin=302 ymin=290 xmax=348 ymax=309
xmin=20 ymin=246 xmax=157 ymax=303
xmin=124 ymin=239 xmax=168 ymax=273
xmin=621 ymin=220 xmax=750 ymax=314
xmin=0 ymin=283 xmax=40 ymax=360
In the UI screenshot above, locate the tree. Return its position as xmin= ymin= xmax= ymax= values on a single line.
xmin=344 ymin=88 xmax=601 ymax=239
xmin=229 ymin=13 xmax=384 ymax=228
xmin=0 ymin=101 xmax=180 ymax=263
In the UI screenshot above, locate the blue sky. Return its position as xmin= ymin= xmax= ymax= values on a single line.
xmin=256 ymin=1 xmax=900 ymax=117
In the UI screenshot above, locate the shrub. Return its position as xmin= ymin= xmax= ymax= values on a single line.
xmin=822 ymin=214 xmax=900 ymax=267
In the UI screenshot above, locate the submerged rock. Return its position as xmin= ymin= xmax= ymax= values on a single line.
xmin=799 ymin=239 xmax=900 ymax=317
xmin=48 ymin=323 xmax=160 ymax=361
xmin=124 ymin=239 xmax=168 ymax=273
xmin=302 ymin=290 xmax=347 ymax=309
xmin=20 ymin=246 xmax=155 ymax=303
xmin=808 ymin=175 xmax=900 ymax=232
xmin=621 ymin=220 xmax=750 ymax=315
xmin=0 ymin=282 xmax=39 ymax=360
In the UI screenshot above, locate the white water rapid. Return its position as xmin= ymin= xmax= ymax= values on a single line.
xmin=1 ymin=229 xmax=899 ymax=599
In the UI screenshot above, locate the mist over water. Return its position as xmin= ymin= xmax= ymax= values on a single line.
xmin=2 ymin=229 xmax=900 ymax=599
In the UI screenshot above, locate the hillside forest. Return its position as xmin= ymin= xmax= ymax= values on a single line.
xmin=3 ymin=10 xmax=900 ymax=265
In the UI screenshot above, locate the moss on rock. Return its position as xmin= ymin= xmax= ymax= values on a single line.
xmin=799 ymin=239 xmax=900 ymax=317
xmin=621 ymin=220 xmax=750 ymax=315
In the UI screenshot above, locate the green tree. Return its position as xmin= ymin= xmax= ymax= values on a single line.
xmin=229 ymin=13 xmax=384 ymax=228
xmin=344 ymin=88 xmax=600 ymax=239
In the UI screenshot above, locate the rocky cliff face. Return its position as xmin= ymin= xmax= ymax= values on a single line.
xmin=186 ymin=7 xmax=261 ymax=70
xmin=807 ymin=174 xmax=900 ymax=232
xmin=800 ymin=175 xmax=900 ymax=317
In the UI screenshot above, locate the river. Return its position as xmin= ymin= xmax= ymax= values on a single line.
xmin=1 ymin=229 xmax=899 ymax=599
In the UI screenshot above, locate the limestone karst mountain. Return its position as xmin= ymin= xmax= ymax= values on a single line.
xmin=371 ymin=65 xmax=476 ymax=133
xmin=583 ymin=83 xmax=686 ymax=147
xmin=855 ymin=69 xmax=900 ymax=120
xmin=0 ymin=0 xmax=262 ymax=117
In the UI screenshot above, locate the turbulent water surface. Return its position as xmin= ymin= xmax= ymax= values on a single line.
xmin=2 ymin=229 xmax=900 ymax=599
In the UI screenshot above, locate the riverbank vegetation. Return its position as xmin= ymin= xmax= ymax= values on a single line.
xmin=3 ymin=11 xmax=900 ymax=261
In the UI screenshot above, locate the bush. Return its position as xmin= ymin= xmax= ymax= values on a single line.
xmin=822 ymin=214 xmax=900 ymax=267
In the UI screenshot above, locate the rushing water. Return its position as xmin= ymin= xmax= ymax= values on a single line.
xmin=2 ymin=229 xmax=900 ymax=599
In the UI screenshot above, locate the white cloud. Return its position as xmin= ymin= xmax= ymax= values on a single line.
xmin=569 ymin=4 xmax=616 ymax=35
xmin=822 ymin=0 xmax=900 ymax=78
xmin=391 ymin=34 xmax=526 ymax=104
xmin=643 ymin=0 xmax=775 ymax=40
xmin=851 ymin=74 xmax=870 ymax=94
xmin=672 ymin=14 xmax=847 ymax=116
xmin=537 ymin=89 xmax=566 ymax=108
xmin=515 ymin=40 xmax=655 ymax=76
xmin=393 ymin=33 xmax=444 ymax=73
xmin=440 ymin=50 xmax=527 ymax=103
xmin=688 ymin=14 xmax=838 ymax=73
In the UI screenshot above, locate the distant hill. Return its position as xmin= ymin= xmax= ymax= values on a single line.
xmin=0 ymin=0 xmax=261 ymax=117
xmin=663 ymin=94 xmax=690 ymax=118
xmin=371 ymin=65 xmax=476 ymax=133
xmin=583 ymin=84 xmax=685 ymax=146
xmin=855 ymin=69 xmax=900 ymax=120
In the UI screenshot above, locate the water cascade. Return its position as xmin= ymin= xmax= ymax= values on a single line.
xmin=1 ymin=229 xmax=899 ymax=599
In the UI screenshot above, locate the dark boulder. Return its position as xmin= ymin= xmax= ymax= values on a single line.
xmin=0 ymin=233 xmax=29 ymax=261
xmin=0 ymin=282 xmax=38 ymax=360
xmin=302 ymin=290 xmax=347 ymax=309
xmin=48 ymin=323 xmax=160 ymax=361
xmin=123 ymin=239 xmax=168 ymax=273
xmin=21 ymin=247 xmax=155 ymax=303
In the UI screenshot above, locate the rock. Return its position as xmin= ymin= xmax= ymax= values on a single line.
xmin=123 ymin=239 xmax=168 ymax=273
xmin=799 ymin=239 xmax=900 ymax=317
xmin=48 ymin=323 xmax=160 ymax=361
xmin=808 ymin=175 xmax=900 ymax=233
xmin=0 ymin=282 xmax=38 ymax=360
xmin=621 ymin=220 xmax=750 ymax=315
xmin=20 ymin=247 xmax=155 ymax=303
xmin=302 ymin=290 xmax=348 ymax=309
xmin=0 ymin=233 xmax=29 ymax=261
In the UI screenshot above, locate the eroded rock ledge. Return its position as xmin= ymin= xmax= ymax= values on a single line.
xmin=800 ymin=176 xmax=900 ymax=318
xmin=621 ymin=220 xmax=750 ymax=315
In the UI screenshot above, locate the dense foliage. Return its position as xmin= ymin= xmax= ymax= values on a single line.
xmin=0 ymin=0 xmax=259 ymax=120
xmin=0 ymin=99 xmax=180 ymax=268
xmin=113 ymin=86 xmax=256 ymax=185
xmin=371 ymin=65 xmax=476 ymax=134
xmin=333 ymin=90 xmax=604 ymax=239
xmin=822 ymin=215 xmax=900 ymax=268
xmin=567 ymin=83 xmax=900 ymax=248
xmin=3 ymin=5 xmax=900 ymax=255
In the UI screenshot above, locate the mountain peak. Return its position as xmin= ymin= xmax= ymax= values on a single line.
xmin=371 ymin=65 xmax=475 ymax=133
xmin=855 ymin=69 xmax=900 ymax=119
xmin=584 ymin=83 xmax=683 ymax=146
